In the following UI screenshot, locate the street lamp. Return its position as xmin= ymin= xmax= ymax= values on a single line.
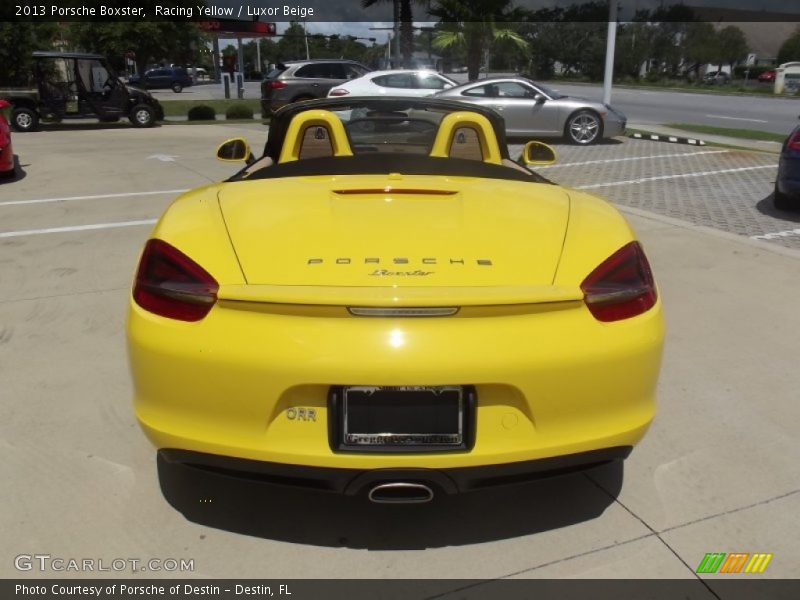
xmin=603 ymin=1 xmax=618 ymax=106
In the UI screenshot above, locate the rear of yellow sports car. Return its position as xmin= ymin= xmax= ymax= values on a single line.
xmin=127 ymin=172 xmax=664 ymax=501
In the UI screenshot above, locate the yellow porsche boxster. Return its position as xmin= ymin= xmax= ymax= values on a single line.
xmin=128 ymin=98 xmax=663 ymax=504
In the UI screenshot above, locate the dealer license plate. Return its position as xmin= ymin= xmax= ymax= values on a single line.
xmin=341 ymin=385 xmax=464 ymax=448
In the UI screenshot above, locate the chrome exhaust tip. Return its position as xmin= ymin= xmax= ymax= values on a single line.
xmin=368 ymin=482 xmax=434 ymax=504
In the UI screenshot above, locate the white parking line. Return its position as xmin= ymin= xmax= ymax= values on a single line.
xmin=751 ymin=228 xmax=800 ymax=240
xmin=0 ymin=219 xmax=157 ymax=239
xmin=577 ymin=164 xmax=777 ymax=189
xmin=705 ymin=114 xmax=769 ymax=123
xmin=537 ymin=149 xmax=728 ymax=169
xmin=0 ymin=189 xmax=189 ymax=208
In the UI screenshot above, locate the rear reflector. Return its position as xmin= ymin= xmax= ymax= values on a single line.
xmin=333 ymin=188 xmax=457 ymax=196
xmin=133 ymin=239 xmax=218 ymax=322
xmin=348 ymin=307 xmax=459 ymax=317
xmin=580 ymin=241 xmax=657 ymax=322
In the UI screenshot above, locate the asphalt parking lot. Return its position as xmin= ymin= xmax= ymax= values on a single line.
xmin=1 ymin=124 xmax=799 ymax=587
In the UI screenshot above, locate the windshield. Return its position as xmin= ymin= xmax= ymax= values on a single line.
xmin=241 ymin=98 xmax=559 ymax=184
xmin=331 ymin=107 xmax=444 ymax=155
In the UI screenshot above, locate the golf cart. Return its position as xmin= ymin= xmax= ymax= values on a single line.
xmin=0 ymin=52 xmax=163 ymax=131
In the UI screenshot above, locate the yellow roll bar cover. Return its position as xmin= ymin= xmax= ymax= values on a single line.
xmin=278 ymin=109 xmax=354 ymax=163
xmin=429 ymin=111 xmax=503 ymax=165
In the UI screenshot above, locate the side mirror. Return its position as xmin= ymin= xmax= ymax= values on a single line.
xmin=521 ymin=141 xmax=557 ymax=166
xmin=216 ymin=138 xmax=253 ymax=164
xmin=532 ymin=93 xmax=546 ymax=103
xmin=443 ymin=83 xmax=454 ymax=89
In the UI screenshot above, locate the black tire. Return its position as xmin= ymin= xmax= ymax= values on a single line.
xmin=129 ymin=104 xmax=156 ymax=128
xmin=565 ymin=110 xmax=602 ymax=145
xmin=774 ymin=183 xmax=794 ymax=211
xmin=171 ymin=82 xmax=183 ymax=93
xmin=11 ymin=107 xmax=39 ymax=132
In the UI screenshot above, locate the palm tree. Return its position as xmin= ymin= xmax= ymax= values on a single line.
xmin=362 ymin=0 xmax=423 ymax=68
xmin=430 ymin=0 xmax=529 ymax=81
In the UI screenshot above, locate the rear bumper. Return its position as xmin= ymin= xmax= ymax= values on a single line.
xmin=777 ymin=158 xmax=800 ymax=198
xmin=158 ymin=446 xmax=632 ymax=495
xmin=0 ymin=142 xmax=13 ymax=173
xmin=129 ymin=295 xmax=663 ymax=471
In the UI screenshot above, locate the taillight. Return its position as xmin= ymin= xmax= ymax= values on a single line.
xmin=788 ymin=132 xmax=800 ymax=151
xmin=268 ymin=80 xmax=287 ymax=89
xmin=580 ymin=241 xmax=657 ymax=322
xmin=133 ymin=239 xmax=218 ymax=322
xmin=328 ymin=88 xmax=349 ymax=96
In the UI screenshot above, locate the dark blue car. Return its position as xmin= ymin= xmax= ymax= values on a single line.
xmin=775 ymin=120 xmax=800 ymax=210
xmin=129 ymin=67 xmax=192 ymax=93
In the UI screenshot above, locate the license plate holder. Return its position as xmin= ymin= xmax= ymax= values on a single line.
xmin=329 ymin=385 xmax=476 ymax=453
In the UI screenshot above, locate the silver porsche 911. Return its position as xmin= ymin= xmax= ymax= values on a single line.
xmin=435 ymin=76 xmax=626 ymax=145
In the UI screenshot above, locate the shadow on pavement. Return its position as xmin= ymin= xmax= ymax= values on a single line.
xmin=756 ymin=193 xmax=800 ymax=222
xmin=157 ymin=458 xmax=623 ymax=549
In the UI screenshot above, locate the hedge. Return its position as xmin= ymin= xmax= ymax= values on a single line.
xmin=187 ymin=105 xmax=217 ymax=121
xmin=225 ymin=104 xmax=254 ymax=120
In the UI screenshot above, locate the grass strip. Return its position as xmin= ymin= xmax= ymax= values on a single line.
xmin=664 ymin=124 xmax=787 ymax=143
xmin=158 ymin=99 xmax=261 ymax=117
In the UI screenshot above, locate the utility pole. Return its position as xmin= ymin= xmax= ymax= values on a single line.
xmin=602 ymin=1 xmax=618 ymax=105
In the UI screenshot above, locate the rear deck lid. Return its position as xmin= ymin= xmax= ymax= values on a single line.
xmin=218 ymin=174 xmax=570 ymax=288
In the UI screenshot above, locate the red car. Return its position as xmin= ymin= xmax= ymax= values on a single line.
xmin=758 ymin=70 xmax=776 ymax=83
xmin=0 ymin=99 xmax=15 ymax=178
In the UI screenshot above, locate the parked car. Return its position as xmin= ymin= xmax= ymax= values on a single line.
xmin=328 ymin=69 xmax=457 ymax=98
xmin=0 ymin=51 xmax=163 ymax=131
xmin=703 ymin=71 xmax=730 ymax=85
xmin=129 ymin=67 xmax=193 ymax=93
xmin=775 ymin=118 xmax=800 ymax=210
xmin=758 ymin=70 xmax=776 ymax=83
xmin=0 ymin=99 xmax=14 ymax=177
xmin=435 ymin=76 xmax=627 ymax=144
xmin=260 ymin=59 xmax=370 ymax=114
xmin=128 ymin=97 xmax=663 ymax=503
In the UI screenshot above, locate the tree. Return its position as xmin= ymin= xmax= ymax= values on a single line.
xmin=777 ymin=27 xmax=800 ymax=65
xmin=431 ymin=0 xmax=528 ymax=81
xmin=521 ymin=2 xmax=616 ymax=81
xmin=646 ymin=4 xmax=697 ymax=78
xmin=0 ymin=22 xmax=59 ymax=85
xmin=68 ymin=22 xmax=207 ymax=77
xmin=615 ymin=21 xmax=656 ymax=80
xmin=362 ymin=0 xmax=425 ymax=68
xmin=277 ymin=22 xmax=307 ymax=61
xmin=716 ymin=25 xmax=748 ymax=72
xmin=682 ymin=22 xmax=719 ymax=78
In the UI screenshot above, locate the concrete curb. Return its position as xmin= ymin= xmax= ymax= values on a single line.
xmin=629 ymin=132 xmax=706 ymax=146
xmin=620 ymin=204 xmax=800 ymax=260
xmin=627 ymin=123 xmax=782 ymax=154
